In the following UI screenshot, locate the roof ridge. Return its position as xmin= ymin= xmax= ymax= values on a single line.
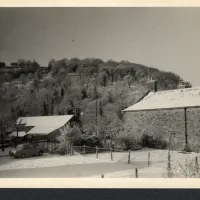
xmin=123 ymin=86 xmax=200 ymax=112
xmin=155 ymin=86 xmax=200 ymax=94
xmin=19 ymin=115 xmax=74 ymax=118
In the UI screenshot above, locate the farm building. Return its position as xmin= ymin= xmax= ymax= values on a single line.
xmin=9 ymin=115 xmax=75 ymax=141
xmin=122 ymin=78 xmax=200 ymax=151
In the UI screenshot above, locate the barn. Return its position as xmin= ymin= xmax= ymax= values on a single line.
xmin=122 ymin=78 xmax=200 ymax=151
xmin=9 ymin=115 xmax=75 ymax=142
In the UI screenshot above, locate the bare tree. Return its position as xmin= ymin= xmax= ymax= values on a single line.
xmin=57 ymin=125 xmax=81 ymax=155
xmin=14 ymin=118 xmax=24 ymax=146
xmin=0 ymin=119 xmax=5 ymax=152
xmin=20 ymin=74 xmax=27 ymax=89
xmin=125 ymin=73 xmax=133 ymax=88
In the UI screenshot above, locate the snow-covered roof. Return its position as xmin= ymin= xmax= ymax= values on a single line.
xmin=123 ymin=87 xmax=200 ymax=112
xmin=16 ymin=115 xmax=73 ymax=135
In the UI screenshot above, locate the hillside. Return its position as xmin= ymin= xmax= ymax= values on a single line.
xmin=0 ymin=58 xmax=190 ymax=140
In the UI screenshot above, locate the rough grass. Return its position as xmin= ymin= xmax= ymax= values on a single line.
xmin=163 ymin=156 xmax=200 ymax=178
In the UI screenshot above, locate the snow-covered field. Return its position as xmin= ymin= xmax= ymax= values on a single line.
xmin=0 ymin=148 xmax=199 ymax=177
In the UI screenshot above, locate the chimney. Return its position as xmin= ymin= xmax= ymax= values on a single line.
xmin=146 ymin=77 xmax=158 ymax=92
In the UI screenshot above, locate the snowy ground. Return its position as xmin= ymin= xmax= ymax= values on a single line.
xmin=86 ymin=148 xmax=200 ymax=177
xmin=0 ymin=154 xmax=113 ymax=171
xmin=0 ymin=148 xmax=199 ymax=177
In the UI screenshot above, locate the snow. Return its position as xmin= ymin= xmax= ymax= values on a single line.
xmin=123 ymin=87 xmax=200 ymax=112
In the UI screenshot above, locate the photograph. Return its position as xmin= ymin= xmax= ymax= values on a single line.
xmin=0 ymin=7 xmax=200 ymax=179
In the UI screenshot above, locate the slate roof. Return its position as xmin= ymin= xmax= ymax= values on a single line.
xmin=123 ymin=87 xmax=200 ymax=112
xmin=16 ymin=115 xmax=74 ymax=135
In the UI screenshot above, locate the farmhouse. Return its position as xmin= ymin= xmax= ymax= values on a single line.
xmin=9 ymin=115 xmax=74 ymax=141
xmin=122 ymin=79 xmax=200 ymax=150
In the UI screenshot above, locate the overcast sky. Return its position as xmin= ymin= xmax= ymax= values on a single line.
xmin=0 ymin=8 xmax=200 ymax=85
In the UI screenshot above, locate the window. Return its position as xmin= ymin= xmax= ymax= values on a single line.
xmin=23 ymin=144 xmax=32 ymax=149
xmin=16 ymin=145 xmax=23 ymax=150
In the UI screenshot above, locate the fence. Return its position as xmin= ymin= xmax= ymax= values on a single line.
xmin=8 ymin=139 xmax=200 ymax=178
xmin=72 ymin=146 xmax=200 ymax=178
xmin=36 ymin=140 xmax=60 ymax=153
xmin=73 ymin=145 xmax=127 ymax=156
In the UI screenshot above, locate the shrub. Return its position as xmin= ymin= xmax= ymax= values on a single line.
xmin=163 ymin=156 xmax=200 ymax=178
xmin=142 ymin=134 xmax=167 ymax=149
xmin=115 ymin=133 xmax=143 ymax=150
xmin=56 ymin=125 xmax=82 ymax=155
xmin=74 ymin=134 xmax=102 ymax=147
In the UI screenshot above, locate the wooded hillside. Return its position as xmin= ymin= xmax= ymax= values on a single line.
xmin=0 ymin=58 xmax=190 ymax=142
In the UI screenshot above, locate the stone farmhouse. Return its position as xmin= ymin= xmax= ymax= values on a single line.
xmin=122 ymin=78 xmax=200 ymax=150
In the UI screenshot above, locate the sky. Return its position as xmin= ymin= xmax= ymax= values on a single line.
xmin=0 ymin=8 xmax=200 ymax=86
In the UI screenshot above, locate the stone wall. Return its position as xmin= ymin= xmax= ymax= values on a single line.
xmin=123 ymin=107 xmax=200 ymax=151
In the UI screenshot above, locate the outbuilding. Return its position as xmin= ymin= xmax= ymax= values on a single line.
xmin=9 ymin=115 xmax=75 ymax=141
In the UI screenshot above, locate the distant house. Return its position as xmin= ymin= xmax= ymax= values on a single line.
xmin=9 ymin=115 xmax=75 ymax=141
xmin=122 ymin=78 xmax=200 ymax=150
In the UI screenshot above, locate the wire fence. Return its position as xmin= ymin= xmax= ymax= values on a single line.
xmin=32 ymin=142 xmax=162 ymax=170
xmin=72 ymin=145 xmax=152 ymax=167
xmin=9 ymin=140 xmax=200 ymax=178
xmin=72 ymin=145 xmax=200 ymax=178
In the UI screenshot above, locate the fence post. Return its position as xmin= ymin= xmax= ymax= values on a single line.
xmin=148 ymin=152 xmax=151 ymax=167
xmin=135 ymin=168 xmax=138 ymax=178
xmin=96 ymin=146 xmax=98 ymax=158
xmin=128 ymin=149 xmax=131 ymax=164
xmin=167 ymin=151 xmax=171 ymax=177
xmin=110 ymin=147 xmax=113 ymax=161
xmin=69 ymin=144 xmax=73 ymax=156
xmin=195 ymin=156 xmax=199 ymax=173
xmin=168 ymin=152 xmax=171 ymax=169
xmin=83 ymin=145 xmax=86 ymax=157
xmin=71 ymin=145 xmax=73 ymax=156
